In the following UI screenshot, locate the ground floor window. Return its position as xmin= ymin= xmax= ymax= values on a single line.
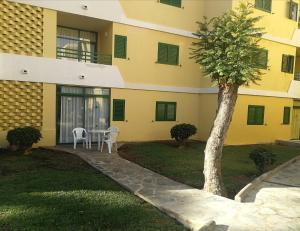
xmin=155 ymin=102 xmax=177 ymax=121
xmin=57 ymin=86 xmax=110 ymax=144
xmin=283 ymin=107 xmax=291 ymax=125
xmin=247 ymin=105 xmax=265 ymax=125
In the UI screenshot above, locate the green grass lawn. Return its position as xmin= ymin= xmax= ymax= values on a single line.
xmin=119 ymin=141 xmax=300 ymax=198
xmin=0 ymin=149 xmax=186 ymax=231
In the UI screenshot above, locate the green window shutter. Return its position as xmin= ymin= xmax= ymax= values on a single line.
xmin=255 ymin=106 xmax=265 ymax=125
xmin=282 ymin=55 xmax=295 ymax=73
xmin=113 ymin=99 xmax=125 ymax=121
xmin=157 ymin=43 xmax=179 ymax=65
xmin=282 ymin=55 xmax=288 ymax=72
xmin=160 ymin=0 xmax=181 ymax=7
xmin=247 ymin=105 xmax=265 ymax=125
xmin=247 ymin=106 xmax=256 ymax=125
xmin=264 ymin=0 xmax=272 ymax=12
xmin=166 ymin=103 xmax=177 ymax=121
xmin=158 ymin=43 xmax=168 ymax=64
xmin=156 ymin=102 xmax=166 ymax=121
xmin=168 ymin=45 xmax=179 ymax=65
xmin=254 ymin=49 xmax=268 ymax=69
xmin=114 ymin=35 xmax=127 ymax=59
xmin=288 ymin=55 xmax=295 ymax=73
xmin=255 ymin=0 xmax=272 ymax=12
xmin=156 ymin=102 xmax=176 ymax=121
xmin=283 ymin=107 xmax=291 ymax=124
xmin=255 ymin=0 xmax=264 ymax=9
xmin=289 ymin=1 xmax=298 ymax=20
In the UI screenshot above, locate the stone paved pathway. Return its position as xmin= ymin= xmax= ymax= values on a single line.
xmin=47 ymin=146 xmax=300 ymax=231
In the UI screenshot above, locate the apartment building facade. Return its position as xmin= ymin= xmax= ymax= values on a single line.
xmin=1 ymin=0 xmax=300 ymax=146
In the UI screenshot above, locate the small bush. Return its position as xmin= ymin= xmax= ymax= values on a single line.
xmin=7 ymin=127 xmax=42 ymax=151
xmin=249 ymin=147 xmax=276 ymax=174
xmin=170 ymin=123 xmax=197 ymax=146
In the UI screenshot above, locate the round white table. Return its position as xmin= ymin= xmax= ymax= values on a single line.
xmin=88 ymin=129 xmax=110 ymax=150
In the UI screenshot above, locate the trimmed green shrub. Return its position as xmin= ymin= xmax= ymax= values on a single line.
xmin=249 ymin=147 xmax=276 ymax=174
xmin=170 ymin=123 xmax=197 ymax=146
xmin=7 ymin=127 xmax=42 ymax=151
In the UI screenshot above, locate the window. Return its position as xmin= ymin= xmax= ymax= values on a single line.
xmin=283 ymin=107 xmax=291 ymax=124
xmin=56 ymin=26 xmax=98 ymax=63
xmin=288 ymin=1 xmax=298 ymax=21
xmin=281 ymin=55 xmax=294 ymax=73
xmin=160 ymin=0 xmax=181 ymax=8
xmin=255 ymin=0 xmax=272 ymax=12
xmin=114 ymin=35 xmax=127 ymax=59
xmin=247 ymin=105 xmax=265 ymax=125
xmin=156 ymin=102 xmax=177 ymax=121
xmin=113 ymin=99 xmax=125 ymax=121
xmin=253 ymin=49 xmax=268 ymax=69
xmin=157 ymin=43 xmax=179 ymax=65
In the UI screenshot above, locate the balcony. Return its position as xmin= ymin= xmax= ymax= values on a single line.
xmin=56 ymin=12 xmax=113 ymax=66
xmin=56 ymin=47 xmax=112 ymax=65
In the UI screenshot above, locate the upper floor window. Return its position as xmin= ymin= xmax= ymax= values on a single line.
xmin=288 ymin=1 xmax=298 ymax=21
xmin=157 ymin=43 xmax=179 ymax=65
xmin=255 ymin=0 xmax=272 ymax=13
xmin=57 ymin=26 xmax=97 ymax=63
xmin=114 ymin=35 xmax=127 ymax=59
xmin=253 ymin=49 xmax=268 ymax=69
xmin=281 ymin=54 xmax=294 ymax=73
xmin=160 ymin=0 xmax=181 ymax=8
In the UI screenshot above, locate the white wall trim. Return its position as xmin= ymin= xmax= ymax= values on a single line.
xmin=1 ymin=53 xmax=299 ymax=99
xmin=123 ymin=83 xmax=296 ymax=99
xmin=263 ymin=33 xmax=300 ymax=47
xmin=124 ymin=83 xmax=217 ymax=94
xmin=0 ymin=53 xmax=125 ymax=88
xmin=8 ymin=0 xmax=299 ymax=47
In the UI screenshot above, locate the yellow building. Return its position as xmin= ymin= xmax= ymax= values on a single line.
xmin=1 ymin=0 xmax=300 ymax=146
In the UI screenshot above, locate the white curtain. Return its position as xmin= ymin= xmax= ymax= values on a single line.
xmin=59 ymin=86 xmax=109 ymax=143
xmin=59 ymin=96 xmax=84 ymax=143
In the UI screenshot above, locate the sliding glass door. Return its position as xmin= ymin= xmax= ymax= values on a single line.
xmin=57 ymin=86 xmax=110 ymax=144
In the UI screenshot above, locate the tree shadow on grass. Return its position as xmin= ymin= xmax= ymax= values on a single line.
xmin=0 ymin=189 xmax=185 ymax=231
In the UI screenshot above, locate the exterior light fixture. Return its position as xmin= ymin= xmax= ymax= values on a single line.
xmin=21 ymin=69 xmax=28 ymax=74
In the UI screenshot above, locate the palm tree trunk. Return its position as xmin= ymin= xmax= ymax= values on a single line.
xmin=203 ymin=84 xmax=239 ymax=196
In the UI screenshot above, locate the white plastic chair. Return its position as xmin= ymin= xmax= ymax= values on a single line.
xmin=72 ymin=128 xmax=89 ymax=150
xmin=101 ymin=127 xmax=119 ymax=154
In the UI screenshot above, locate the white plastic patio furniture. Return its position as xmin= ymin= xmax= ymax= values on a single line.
xmin=88 ymin=129 xmax=110 ymax=150
xmin=101 ymin=127 xmax=119 ymax=154
xmin=72 ymin=128 xmax=89 ymax=150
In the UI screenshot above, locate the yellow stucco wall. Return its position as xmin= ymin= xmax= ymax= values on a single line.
xmin=98 ymin=23 xmax=113 ymax=55
xmin=39 ymin=83 xmax=56 ymax=146
xmin=246 ymin=39 xmax=296 ymax=92
xmin=119 ymin=0 xmax=204 ymax=32
xmin=112 ymin=22 xmax=212 ymax=88
xmin=111 ymin=88 xmax=202 ymax=141
xmin=226 ymin=95 xmax=293 ymax=145
xmin=43 ymin=9 xmax=57 ymax=58
xmin=233 ymin=0 xmax=299 ymax=40
xmin=41 ymin=8 xmax=57 ymax=146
